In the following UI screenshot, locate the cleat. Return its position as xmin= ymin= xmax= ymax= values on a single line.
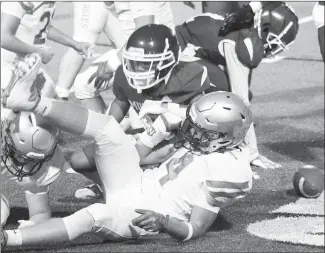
xmin=75 ymin=184 xmax=103 ymax=200
xmin=1 ymin=54 xmax=42 ymax=111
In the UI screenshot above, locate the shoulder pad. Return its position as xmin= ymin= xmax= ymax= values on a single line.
xmin=235 ymin=28 xmax=264 ymax=69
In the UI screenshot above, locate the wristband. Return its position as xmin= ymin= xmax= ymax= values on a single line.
xmin=183 ymin=222 xmax=193 ymax=241
xmin=138 ymin=116 xmax=169 ymax=148
xmin=167 ymin=103 xmax=187 ymax=118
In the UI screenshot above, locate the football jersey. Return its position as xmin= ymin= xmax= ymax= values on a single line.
xmin=1 ymin=2 xmax=56 ymax=65
xmin=142 ymin=146 xmax=253 ymax=220
xmin=113 ymin=61 xmax=212 ymax=114
xmin=175 ymin=13 xmax=264 ymax=69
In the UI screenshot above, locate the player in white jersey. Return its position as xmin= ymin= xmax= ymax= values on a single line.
xmin=1 ymin=72 xmax=65 ymax=229
xmin=56 ymin=2 xmax=175 ymax=113
xmin=1 ymin=54 xmax=252 ymax=246
xmin=1 ymin=1 xmax=91 ymax=99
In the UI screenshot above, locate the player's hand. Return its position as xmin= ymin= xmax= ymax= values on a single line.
xmin=183 ymin=1 xmax=195 ymax=9
xmin=73 ymin=42 xmax=93 ymax=58
xmin=251 ymin=155 xmax=282 ymax=169
xmin=132 ymin=209 xmax=166 ymax=232
xmin=160 ymin=112 xmax=182 ymax=132
xmin=87 ymin=61 xmax=114 ymax=89
xmin=219 ymin=5 xmax=255 ymax=36
xmin=138 ymin=100 xmax=168 ymax=119
xmin=38 ymin=47 xmax=54 ymax=64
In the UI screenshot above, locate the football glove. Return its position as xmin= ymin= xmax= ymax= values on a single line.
xmin=87 ymin=61 xmax=114 ymax=89
xmin=219 ymin=4 xmax=255 ymax=36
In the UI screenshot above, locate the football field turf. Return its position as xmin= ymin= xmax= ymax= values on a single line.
xmin=1 ymin=2 xmax=324 ymax=252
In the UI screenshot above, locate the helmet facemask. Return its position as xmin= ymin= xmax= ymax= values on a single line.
xmin=254 ymin=8 xmax=295 ymax=58
xmin=1 ymin=134 xmax=55 ymax=181
xmin=175 ymin=106 xmax=232 ymax=154
xmin=123 ymin=38 xmax=177 ymax=93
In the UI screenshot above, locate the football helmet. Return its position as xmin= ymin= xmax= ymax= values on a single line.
xmin=176 ymin=91 xmax=252 ymax=153
xmin=1 ymin=111 xmax=57 ymax=180
xmin=122 ymin=24 xmax=180 ymax=93
xmin=254 ymin=2 xmax=299 ymax=58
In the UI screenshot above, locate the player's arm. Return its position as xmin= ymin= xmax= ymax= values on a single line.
xmin=135 ymin=113 xmax=182 ymax=161
xmin=108 ymin=98 xmax=130 ymax=123
xmin=1 ymin=4 xmax=46 ymax=56
xmin=108 ymin=76 xmax=131 ymax=123
xmin=46 ymin=24 xmax=90 ymax=57
xmin=133 ymin=205 xmax=217 ymax=241
xmin=223 ymin=42 xmax=251 ymax=102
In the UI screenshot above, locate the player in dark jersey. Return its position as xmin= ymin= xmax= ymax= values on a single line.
xmin=175 ymin=3 xmax=299 ymax=170
xmin=69 ymin=24 xmax=216 ymax=200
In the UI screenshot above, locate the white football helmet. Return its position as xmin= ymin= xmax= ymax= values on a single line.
xmin=1 ymin=111 xmax=57 ymax=181
xmin=176 ymin=91 xmax=252 ymax=153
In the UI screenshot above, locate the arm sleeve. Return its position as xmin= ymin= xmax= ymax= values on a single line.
xmin=224 ymin=42 xmax=250 ymax=103
xmin=1 ymin=2 xmax=26 ymax=19
xmin=112 ymin=67 xmax=129 ymax=103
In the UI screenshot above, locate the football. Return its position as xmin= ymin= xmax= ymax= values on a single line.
xmin=293 ymin=167 xmax=324 ymax=198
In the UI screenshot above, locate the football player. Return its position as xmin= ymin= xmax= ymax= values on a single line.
xmin=1 ymin=58 xmax=253 ymax=245
xmin=1 ymin=1 xmax=91 ymax=103
xmin=70 ymin=24 xmax=217 ymax=199
xmin=56 ymin=2 xmax=174 ymax=110
xmin=1 ymin=111 xmax=65 ymax=229
xmin=1 ymin=70 xmax=65 ymax=228
xmin=171 ymin=2 xmax=299 ymax=169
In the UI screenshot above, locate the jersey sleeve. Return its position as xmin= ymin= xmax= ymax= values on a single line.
xmin=112 ymin=66 xmax=129 ymax=103
xmin=171 ymin=62 xmax=211 ymax=104
xmin=1 ymin=2 xmax=26 ymax=19
xmin=234 ymin=28 xmax=264 ymax=69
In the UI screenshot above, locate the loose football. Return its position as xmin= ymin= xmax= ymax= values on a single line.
xmin=293 ymin=167 xmax=324 ymax=198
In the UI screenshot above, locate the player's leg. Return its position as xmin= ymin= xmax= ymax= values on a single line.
xmin=3 ymin=208 xmax=95 ymax=247
xmin=70 ymin=143 xmax=104 ymax=200
xmin=55 ymin=2 xmax=107 ymax=100
xmin=3 ymin=57 xmax=143 ymax=198
xmin=313 ymin=1 xmax=325 ymax=62
xmin=153 ymin=2 xmax=175 ymax=31
xmin=17 ymin=145 xmax=65 ymax=227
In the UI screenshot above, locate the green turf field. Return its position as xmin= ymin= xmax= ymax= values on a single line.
xmin=1 ymin=2 xmax=324 ymax=252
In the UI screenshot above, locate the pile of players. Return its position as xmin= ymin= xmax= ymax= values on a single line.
xmin=0 ymin=1 xmax=322 ymax=250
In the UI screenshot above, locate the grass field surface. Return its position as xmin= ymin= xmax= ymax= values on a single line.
xmin=1 ymin=2 xmax=324 ymax=252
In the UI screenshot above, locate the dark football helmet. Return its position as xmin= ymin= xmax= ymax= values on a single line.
xmin=254 ymin=2 xmax=299 ymax=58
xmin=122 ymin=24 xmax=180 ymax=93
xmin=1 ymin=111 xmax=57 ymax=180
xmin=176 ymin=91 xmax=252 ymax=153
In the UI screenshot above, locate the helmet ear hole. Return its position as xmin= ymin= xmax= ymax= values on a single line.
xmin=240 ymin=114 xmax=246 ymax=120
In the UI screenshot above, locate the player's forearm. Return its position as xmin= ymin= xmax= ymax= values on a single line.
xmin=1 ymin=35 xmax=43 ymax=56
xmin=163 ymin=216 xmax=205 ymax=241
xmin=108 ymin=99 xmax=129 ymax=123
xmin=47 ymin=25 xmax=79 ymax=50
